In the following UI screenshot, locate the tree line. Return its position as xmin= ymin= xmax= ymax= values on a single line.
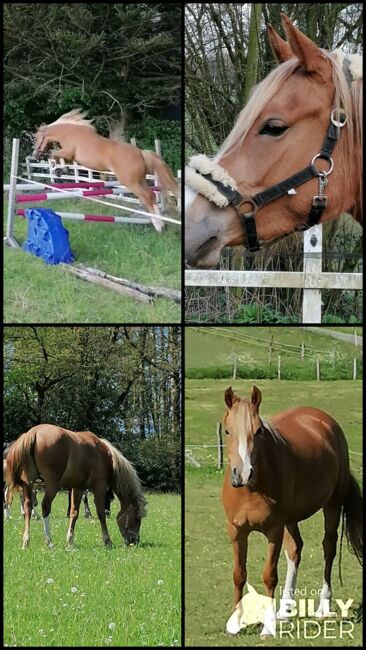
xmin=4 ymin=326 xmax=181 ymax=492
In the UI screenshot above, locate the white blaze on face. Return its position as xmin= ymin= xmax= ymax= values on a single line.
xmin=238 ymin=436 xmax=253 ymax=484
xmin=184 ymin=186 xmax=197 ymax=211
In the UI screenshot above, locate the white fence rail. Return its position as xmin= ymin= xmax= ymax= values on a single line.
xmin=185 ymin=226 xmax=362 ymax=323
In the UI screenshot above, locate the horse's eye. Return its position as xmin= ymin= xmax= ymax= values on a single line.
xmin=225 ymin=429 xmax=230 ymax=435
xmin=259 ymin=123 xmax=288 ymax=136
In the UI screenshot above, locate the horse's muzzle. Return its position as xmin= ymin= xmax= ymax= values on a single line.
xmin=231 ymin=467 xmax=253 ymax=488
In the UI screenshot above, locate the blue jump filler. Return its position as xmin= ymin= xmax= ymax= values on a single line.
xmin=22 ymin=208 xmax=75 ymax=264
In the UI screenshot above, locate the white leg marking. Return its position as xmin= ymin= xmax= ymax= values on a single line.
xmin=277 ymin=550 xmax=298 ymax=618
xmin=151 ymin=205 xmax=164 ymax=233
xmin=22 ymin=532 xmax=30 ymax=549
xmin=316 ymin=580 xmax=332 ymax=617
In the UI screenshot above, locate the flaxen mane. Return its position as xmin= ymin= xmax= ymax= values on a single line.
xmin=49 ymin=109 xmax=96 ymax=130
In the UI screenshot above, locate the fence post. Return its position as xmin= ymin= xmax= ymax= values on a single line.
xmin=4 ymin=138 xmax=21 ymax=249
xmin=353 ymin=358 xmax=357 ymax=380
xmin=302 ymin=225 xmax=322 ymax=323
xmin=232 ymin=353 xmax=237 ymax=380
xmin=277 ymin=354 xmax=281 ymax=380
xmin=354 ymin=330 xmax=358 ymax=347
xmin=316 ymin=355 xmax=320 ymax=381
xmin=301 ymin=342 xmax=305 ymax=362
xmin=216 ymin=422 xmax=223 ymax=469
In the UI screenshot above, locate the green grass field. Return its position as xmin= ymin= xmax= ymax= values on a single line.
xmin=185 ymin=327 xmax=362 ymax=371
xmin=185 ymin=379 xmax=362 ymax=647
xmin=4 ymin=198 xmax=181 ymax=323
xmin=4 ymin=492 xmax=181 ymax=647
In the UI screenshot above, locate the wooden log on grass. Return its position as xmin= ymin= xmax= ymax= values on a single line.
xmin=78 ymin=264 xmax=181 ymax=303
xmin=60 ymin=265 xmax=153 ymax=303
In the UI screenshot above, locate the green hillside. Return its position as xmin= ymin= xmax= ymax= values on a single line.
xmin=185 ymin=327 xmax=362 ymax=381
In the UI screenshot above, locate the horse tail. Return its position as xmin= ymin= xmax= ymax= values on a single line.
xmin=100 ymin=439 xmax=147 ymax=517
xmin=5 ymin=429 xmax=37 ymax=499
xmin=141 ymin=150 xmax=178 ymax=193
xmin=342 ymin=472 xmax=363 ymax=565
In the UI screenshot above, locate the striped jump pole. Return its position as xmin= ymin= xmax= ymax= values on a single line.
xmin=16 ymin=209 xmax=150 ymax=225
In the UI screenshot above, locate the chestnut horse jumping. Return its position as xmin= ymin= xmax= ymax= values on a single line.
xmin=185 ymin=14 xmax=362 ymax=266
xmin=32 ymin=109 xmax=178 ymax=233
xmin=222 ymin=386 xmax=362 ymax=636
xmin=5 ymin=424 xmax=146 ymax=549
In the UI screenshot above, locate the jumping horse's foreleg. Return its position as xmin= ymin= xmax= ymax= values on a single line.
xmin=261 ymin=525 xmax=284 ymax=637
xmin=49 ymin=148 xmax=73 ymax=163
xmin=66 ymin=488 xmax=84 ymax=547
xmin=41 ymin=485 xmax=58 ymax=547
xmin=277 ymin=523 xmax=303 ymax=618
xmin=94 ymin=484 xmax=113 ymax=547
xmin=316 ymin=502 xmax=342 ymax=617
xmin=225 ymin=522 xmax=249 ymax=635
xmin=22 ymin=484 xmax=33 ymax=549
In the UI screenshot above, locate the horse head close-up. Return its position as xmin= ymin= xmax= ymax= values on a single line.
xmin=185 ymin=14 xmax=362 ymax=268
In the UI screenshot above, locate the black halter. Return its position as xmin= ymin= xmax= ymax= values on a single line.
xmin=198 ymin=108 xmax=347 ymax=252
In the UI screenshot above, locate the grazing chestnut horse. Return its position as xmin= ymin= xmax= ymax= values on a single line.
xmin=32 ymin=109 xmax=178 ymax=233
xmin=185 ymin=14 xmax=362 ymax=266
xmin=5 ymin=424 xmax=146 ymax=549
xmin=222 ymin=386 xmax=362 ymax=636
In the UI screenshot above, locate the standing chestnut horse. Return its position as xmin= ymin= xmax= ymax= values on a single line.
xmin=5 ymin=424 xmax=146 ymax=549
xmin=32 ymin=109 xmax=178 ymax=233
xmin=222 ymin=386 xmax=362 ymax=636
xmin=185 ymin=14 xmax=362 ymax=266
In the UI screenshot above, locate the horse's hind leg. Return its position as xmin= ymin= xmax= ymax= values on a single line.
xmin=22 ymin=484 xmax=33 ymax=549
xmin=94 ymin=483 xmax=112 ymax=547
xmin=277 ymin=523 xmax=303 ymax=618
xmin=66 ymin=488 xmax=83 ymax=547
xmin=41 ymin=484 xmax=58 ymax=547
xmin=316 ymin=502 xmax=342 ymax=617
xmin=82 ymin=491 xmax=92 ymax=518
xmin=127 ymin=182 xmax=165 ymax=233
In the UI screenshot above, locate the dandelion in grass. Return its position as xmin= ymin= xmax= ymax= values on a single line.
xmin=105 ymin=637 xmax=113 ymax=644
xmin=108 ymin=623 xmax=116 ymax=632
xmin=157 ymin=579 xmax=164 ymax=585
xmin=71 ymin=586 xmax=78 ymax=593
xmin=46 ymin=578 xmax=54 ymax=584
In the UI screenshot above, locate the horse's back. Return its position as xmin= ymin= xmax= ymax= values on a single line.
xmin=270 ymin=406 xmax=348 ymax=453
xmin=31 ymin=424 xmax=112 ymax=488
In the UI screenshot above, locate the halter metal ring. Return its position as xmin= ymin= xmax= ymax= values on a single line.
xmin=331 ymin=108 xmax=347 ymax=128
xmin=311 ymin=154 xmax=334 ymax=176
xmin=237 ymin=196 xmax=258 ymax=216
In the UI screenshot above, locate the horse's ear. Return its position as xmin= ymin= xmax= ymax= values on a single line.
xmin=224 ymin=386 xmax=235 ymax=408
xmin=251 ymin=386 xmax=261 ymax=409
xmin=267 ymin=23 xmax=293 ymax=63
xmin=280 ymin=13 xmax=332 ymax=81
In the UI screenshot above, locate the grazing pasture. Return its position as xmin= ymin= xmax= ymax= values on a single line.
xmin=4 ymin=492 xmax=181 ymax=647
xmin=185 ymin=379 xmax=362 ymax=647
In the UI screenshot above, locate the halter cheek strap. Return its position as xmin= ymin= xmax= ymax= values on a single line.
xmin=186 ymin=108 xmax=347 ymax=252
